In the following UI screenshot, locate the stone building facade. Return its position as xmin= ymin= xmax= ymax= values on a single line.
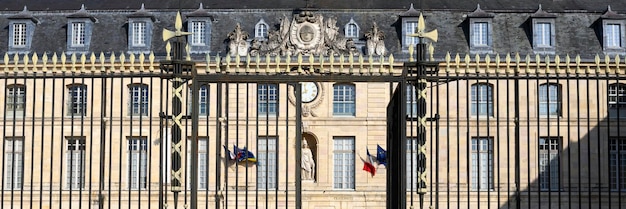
xmin=0 ymin=1 xmax=626 ymax=209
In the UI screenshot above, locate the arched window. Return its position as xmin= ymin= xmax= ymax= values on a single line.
xmin=608 ymin=83 xmax=626 ymax=118
xmin=255 ymin=19 xmax=268 ymax=39
xmin=188 ymin=84 xmax=209 ymax=116
xmin=6 ymin=84 xmax=26 ymax=117
xmin=67 ymin=83 xmax=87 ymax=116
xmin=344 ymin=18 xmax=359 ymax=39
xmin=470 ymin=83 xmax=493 ymax=116
xmin=128 ymin=83 xmax=149 ymax=116
xmin=538 ymin=83 xmax=561 ymax=117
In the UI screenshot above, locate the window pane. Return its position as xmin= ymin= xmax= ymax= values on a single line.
xmin=333 ymin=84 xmax=356 ymax=116
xmin=13 ymin=23 xmax=27 ymax=46
xmin=132 ymin=22 xmax=146 ymax=46
xmin=191 ymin=21 xmax=206 ymax=45
xmin=535 ymin=22 xmax=551 ymax=47
xmin=471 ymin=83 xmax=493 ymax=116
xmin=258 ymin=84 xmax=278 ymax=115
xmin=470 ymin=137 xmax=493 ymax=190
xmin=472 ymin=22 xmax=489 ymax=46
xmin=71 ymin=22 xmax=86 ymax=46
xmin=405 ymin=21 xmax=419 ymax=45
xmin=333 ymin=137 xmax=354 ymax=189
xmin=606 ymin=24 xmax=622 ymax=48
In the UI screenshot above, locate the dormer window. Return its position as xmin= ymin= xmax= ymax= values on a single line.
xmin=399 ymin=4 xmax=421 ymax=49
xmin=70 ymin=22 xmax=85 ymax=46
xmin=467 ymin=4 xmax=494 ymax=53
xmin=12 ymin=23 xmax=27 ymax=47
xmin=190 ymin=21 xmax=206 ymax=45
xmin=127 ymin=4 xmax=155 ymax=53
xmin=600 ymin=6 xmax=626 ymax=53
xmin=131 ymin=21 xmax=147 ymax=46
xmin=255 ymin=19 xmax=269 ymax=39
xmin=530 ymin=5 xmax=556 ymax=54
xmin=8 ymin=6 xmax=38 ymax=53
xmin=67 ymin=5 xmax=96 ymax=52
xmin=344 ymin=18 xmax=360 ymax=39
xmin=186 ymin=3 xmax=213 ymax=53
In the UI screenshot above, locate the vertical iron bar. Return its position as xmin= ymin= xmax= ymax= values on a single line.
xmin=214 ymin=82 xmax=222 ymax=209
xmin=295 ymin=82 xmax=303 ymax=209
xmin=158 ymin=75 xmax=165 ymax=209
xmin=191 ymin=70 xmax=199 ymax=209
xmin=514 ymin=65 xmax=521 ymax=209
xmin=387 ymin=79 xmax=406 ymax=209
xmin=97 ymin=74 xmax=106 ymax=209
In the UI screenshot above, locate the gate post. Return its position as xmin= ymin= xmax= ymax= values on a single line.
xmin=160 ymin=11 xmax=195 ymax=209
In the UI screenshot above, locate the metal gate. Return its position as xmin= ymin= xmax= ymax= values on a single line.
xmin=2 ymin=42 xmax=626 ymax=209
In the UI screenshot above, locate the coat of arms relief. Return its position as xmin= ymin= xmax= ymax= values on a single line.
xmin=227 ymin=11 xmax=387 ymax=57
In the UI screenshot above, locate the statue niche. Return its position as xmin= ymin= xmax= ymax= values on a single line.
xmin=301 ymin=134 xmax=315 ymax=181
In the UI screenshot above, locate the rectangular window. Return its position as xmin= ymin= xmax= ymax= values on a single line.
xmin=472 ymin=22 xmax=489 ymax=46
xmin=470 ymin=137 xmax=493 ymax=190
xmin=12 ymin=23 xmax=27 ymax=47
xmin=539 ymin=84 xmax=561 ymax=116
xmin=333 ymin=84 xmax=356 ymax=116
xmin=188 ymin=85 xmax=209 ymax=116
xmin=4 ymin=137 xmax=23 ymax=190
xmin=6 ymin=85 xmax=26 ymax=117
xmin=68 ymin=84 xmax=87 ymax=116
xmin=610 ymin=137 xmax=626 ymax=191
xmin=71 ymin=22 xmax=86 ymax=46
xmin=132 ymin=22 xmax=146 ymax=46
xmin=406 ymin=137 xmax=423 ymax=190
xmin=535 ymin=22 xmax=552 ymax=47
xmin=187 ymin=137 xmax=208 ymax=189
xmin=608 ymin=83 xmax=626 ymax=118
xmin=471 ymin=83 xmax=493 ymax=116
xmin=405 ymin=21 xmax=419 ymax=46
xmin=258 ymin=84 xmax=278 ymax=116
xmin=257 ymin=137 xmax=277 ymax=189
xmin=66 ymin=137 xmax=85 ymax=189
xmin=407 ymin=84 xmax=418 ymax=117
xmin=539 ymin=137 xmax=560 ymax=191
xmin=128 ymin=137 xmax=148 ymax=189
xmin=606 ymin=24 xmax=622 ymax=48
xmin=129 ymin=84 xmax=149 ymax=116
xmin=333 ymin=137 xmax=355 ymax=189
xmin=191 ymin=21 xmax=206 ymax=45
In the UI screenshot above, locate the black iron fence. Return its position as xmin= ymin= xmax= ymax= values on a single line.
xmin=0 ymin=51 xmax=625 ymax=209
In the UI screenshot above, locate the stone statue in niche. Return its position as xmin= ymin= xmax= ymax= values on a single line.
xmin=301 ymin=139 xmax=315 ymax=181
xmin=365 ymin=22 xmax=387 ymax=56
xmin=227 ymin=23 xmax=250 ymax=56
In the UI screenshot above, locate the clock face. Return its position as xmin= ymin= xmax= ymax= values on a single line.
xmin=300 ymin=82 xmax=319 ymax=103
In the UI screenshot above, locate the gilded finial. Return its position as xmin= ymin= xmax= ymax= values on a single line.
xmin=166 ymin=42 xmax=172 ymax=60
xmin=408 ymin=13 xmax=438 ymax=43
xmin=162 ymin=11 xmax=192 ymax=42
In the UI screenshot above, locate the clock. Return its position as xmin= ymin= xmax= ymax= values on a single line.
xmin=300 ymin=82 xmax=319 ymax=103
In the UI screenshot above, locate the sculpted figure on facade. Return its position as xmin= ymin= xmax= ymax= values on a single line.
xmin=301 ymin=140 xmax=315 ymax=181
xmin=244 ymin=12 xmax=362 ymax=56
xmin=227 ymin=23 xmax=250 ymax=56
xmin=365 ymin=22 xmax=387 ymax=56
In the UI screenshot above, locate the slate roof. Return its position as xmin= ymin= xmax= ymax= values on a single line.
xmin=2 ymin=0 xmax=626 ymax=12
xmin=0 ymin=1 xmax=625 ymax=59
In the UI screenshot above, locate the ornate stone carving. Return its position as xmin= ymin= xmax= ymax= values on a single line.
xmin=227 ymin=23 xmax=250 ymax=56
xmin=247 ymin=11 xmax=362 ymax=56
xmin=365 ymin=22 xmax=387 ymax=56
